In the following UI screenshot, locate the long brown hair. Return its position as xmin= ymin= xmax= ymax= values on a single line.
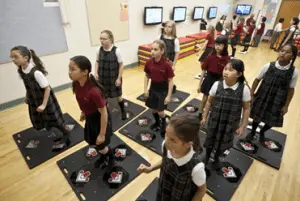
xmin=101 ymin=30 xmax=114 ymax=44
xmin=153 ymin=40 xmax=167 ymax=58
xmin=11 ymin=46 xmax=48 ymax=78
xmin=168 ymin=113 xmax=202 ymax=152
xmin=163 ymin=20 xmax=177 ymax=38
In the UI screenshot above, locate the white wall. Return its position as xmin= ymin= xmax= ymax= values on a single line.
xmin=0 ymin=0 xmax=233 ymax=104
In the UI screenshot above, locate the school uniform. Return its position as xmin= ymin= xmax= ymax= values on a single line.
xmin=250 ymin=61 xmax=298 ymax=127
xmin=279 ymin=25 xmax=298 ymax=48
xmin=253 ymin=22 xmax=265 ymax=47
xmin=270 ymin=22 xmax=283 ymax=49
xmin=199 ymin=33 xmax=215 ymax=62
xmin=231 ymin=23 xmax=244 ymax=46
xmin=19 ymin=63 xmax=65 ymax=130
xmin=201 ymin=54 xmax=230 ymax=96
xmin=144 ymin=57 xmax=174 ymax=111
xmin=205 ymin=81 xmax=251 ymax=153
xmin=159 ymin=35 xmax=180 ymax=63
xmin=96 ymin=46 xmax=123 ymax=98
xmin=243 ymin=24 xmax=255 ymax=44
xmin=75 ymin=79 xmax=113 ymax=149
xmin=157 ymin=142 xmax=206 ymax=201
xmin=221 ymin=29 xmax=231 ymax=38
xmin=246 ymin=17 xmax=254 ymax=27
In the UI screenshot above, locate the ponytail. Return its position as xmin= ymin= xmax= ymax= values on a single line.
xmin=30 ymin=49 xmax=48 ymax=76
xmin=89 ymin=74 xmax=105 ymax=95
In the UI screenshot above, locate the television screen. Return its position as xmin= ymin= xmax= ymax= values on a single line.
xmin=235 ymin=4 xmax=252 ymax=15
xmin=193 ymin=7 xmax=204 ymax=20
xmin=207 ymin=7 xmax=217 ymax=19
xmin=172 ymin=7 xmax=187 ymax=22
xmin=144 ymin=7 xmax=163 ymax=25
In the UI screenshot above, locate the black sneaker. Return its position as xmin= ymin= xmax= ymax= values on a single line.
xmin=198 ymin=113 xmax=203 ymax=120
xmin=245 ymin=132 xmax=255 ymax=141
xmin=150 ymin=123 xmax=160 ymax=132
xmin=121 ymin=110 xmax=127 ymax=120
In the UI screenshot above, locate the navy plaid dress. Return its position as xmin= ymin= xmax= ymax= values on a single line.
xmin=97 ymin=46 xmax=122 ymax=98
xmin=156 ymin=146 xmax=202 ymax=201
xmin=160 ymin=35 xmax=176 ymax=63
xmin=205 ymin=81 xmax=244 ymax=152
xmin=20 ymin=67 xmax=65 ymax=130
xmin=250 ymin=62 xmax=295 ymax=127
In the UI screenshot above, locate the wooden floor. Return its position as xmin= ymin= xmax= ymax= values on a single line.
xmin=1 ymin=43 xmax=300 ymax=201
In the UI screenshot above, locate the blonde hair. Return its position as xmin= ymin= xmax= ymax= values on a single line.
xmin=224 ymin=21 xmax=231 ymax=29
xmin=101 ymin=30 xmax=114 ymax=44
xmin=153 ymin=40 xmax=167 ymax=57
xmin=207 ymin=25 xmax=215 ymax=33
xmin=164 ymin=20 xmax=177 ymax=38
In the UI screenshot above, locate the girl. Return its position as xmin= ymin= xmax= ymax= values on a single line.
xmin=278 ymin=17 xmax=299 ymax=50
xmin=221 ymin=21 xmax=231 ymax=38
xmin=270 ymin=18 xmax=284 ymax=49
xmin=246 ymin=44 xmax=298 ymax=142
xmin=216 ymin=15 xmax=226 ymax=32
xmin=240 ymin=20 xmax=256 ymax=54
xmin=231 ymin=17 xmax=245 ymax=57
xmin=69 ymin=55 xmax=114 ymax=168
xmin=144 ymin=40 xmax=174 ymax=138
xmin=253 ymin=17 xmax=267 ymax=47
xmin=201 ymin=59 xmax=251 ymax=167
xmin=10 ymin=46 xmax=70 ymax=142
xmin=94 ymin=30 xmax=127 ymax=120
xmin=160 ymin=20 xmax=179 ymax=71
xmin=137 ymin=113 xmax=207 ymax=201
xmin=197 ymin=36 xmax=230 ymax=120
xmin=198 ymin=25 xmax=215 ymax=63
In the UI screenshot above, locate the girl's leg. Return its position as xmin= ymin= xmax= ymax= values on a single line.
xmin=199 ymin=95 xmax=208 ymax=120
xmin=158 ymin=110 xmax=166 ymax=138
xmin=246 ymin=121 xmax=260 ymax=141
xmin=117 ymin=96 xmax=127 ymax=120
xmin=231 ymin=44 xmax=237 ymax=57
xmin=150 ymin=109 xmax=160 ymax=131
xmin=259 ymin=124 xmax=272 ymax=142
xmin=95 ymin=146 xmax=114 ymax=168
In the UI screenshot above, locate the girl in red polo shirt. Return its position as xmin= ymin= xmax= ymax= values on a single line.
xmin=253 ymin=17 xmax=267 ymax=47
xmin=240 ymin=20 xmax=256 ymax=54
xmin=198 ymin=25 xmax=215 ymax=63
xmin=144 ymin=40 xmax=174 ymax=138
xmin=69 ymin=55 xmax=114 ymax=168
xmin=197 ymin=36 xmax=230 ymax=120
xmin=231 ymin=17 xmax=245 ymax=57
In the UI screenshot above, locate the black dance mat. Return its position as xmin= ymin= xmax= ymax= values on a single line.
xmin=57 ymin=134 xmax=150 ymax=201
xmin=136 ymin=90 xmax=190 ymax=112
xmin=12 ymin=113 xmax=84 ymax=169
xmin=107 ymin=98 xmax=146 ymax=131
xmin=199 ymin=132 xmax=253 ymax=201
xmin=136 ymin=177 xmax=159 ymax=201
xmin=233 ymin=127 xmax=286 ymax=169
xmin=119 ymin=109 xmax=170 ymax=156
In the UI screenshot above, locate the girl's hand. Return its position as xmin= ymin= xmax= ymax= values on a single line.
xmin=137 ymin=164 xmax=152 ymax=174
xmin=80 ymin=112 xmax=86 ymax=121
xmin=36 ymin=104 xmax=46 ymax=113
xmin=144 ymin=91 xmax=149 ymax=100
xmin=115 ymin=78 xmax=121 ymax=87
xmin=236 ymin=127 xmax=244 ymax=136
xmin=281 ymin=106 xmax=288 ymax=116
xmin=164 ymin=95 xmax=172 ymax=105
xmin=96 ymin=134 xmax=105 ymax=145
xmin=94 ymin=74 xmax=99 ymax=80
xmin=200 ymin=118 xmax=206 ymax=127
xmin=172 ymin=65 xmax=176 ymax=71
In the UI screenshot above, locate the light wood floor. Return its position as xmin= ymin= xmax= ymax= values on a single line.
xmin=1 ymin=44 xmax=300 ymax=201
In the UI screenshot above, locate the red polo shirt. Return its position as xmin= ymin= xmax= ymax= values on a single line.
xmin=144 ymin=57 xmax=174 ymax=83
xmin=202 ymin=54 xmax=230 ymax=75
xmin=206 ymin=33 xmax=215 ymax=48
xmin=246 ymin=17 xmax=253 ymax=26
xmin=75 ymin=79 xmax=106 ymax=115
xmin=247 ymin=24 xmax=256 ymax=35
xmin=235 ymin=23 xmax=244 ymax=35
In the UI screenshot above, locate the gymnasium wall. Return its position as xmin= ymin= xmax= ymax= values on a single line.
xmin=0 ymin=0 xmax=232 ymax=104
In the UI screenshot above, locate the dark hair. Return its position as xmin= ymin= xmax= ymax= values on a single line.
xmin=279 ymin=18 xmax=284 ymax=23
xmin=251 ymin=20 xmax=256 ymax=25
xmin=168 ymin=113 xmax=202 ymax=152
xmin=239 ymin=17 xmax=245 ymax=24
xmin=280 ymin=44 xmax=298 ymax=67
xmin=212 ymin=35 xmax=229 ymax=56
xmin=228 ymin=59 xmax=248 ymax=85
xmin=233 ymin=15 xmax=237 ymax=20
xmin=292 ymin=17 xmax=299 ymax=26
xmin=11 ymin=46 xmax=47 ymax=78
xmin=262 ymin=17 xmax=267 ymax=22
xmin=70 ymin=55 xmax=104 ymax=94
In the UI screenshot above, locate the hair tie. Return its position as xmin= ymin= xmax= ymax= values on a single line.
xmin=27 ymin=47 xmax=35 ymax=65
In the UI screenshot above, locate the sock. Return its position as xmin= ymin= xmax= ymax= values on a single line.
xmin=232 ymin=48 xmax=236 ymax=57
xmin=118 ymin=100 xmax=125 ymax=112
xmin=251 ymin=121 xmax=259 ymax=134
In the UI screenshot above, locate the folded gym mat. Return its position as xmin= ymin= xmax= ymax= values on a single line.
xmin=107 ymin=98 xmax=146 ymax=131
xmin=135 ymin=177 xmax=159 ymax=201
xmin=136 ymin=90 xmax=190 ymax=112
xmin=12 ymin=113 xmax=84 ymax=169
xmin=57 ymin=134 xmax=150 ymax=201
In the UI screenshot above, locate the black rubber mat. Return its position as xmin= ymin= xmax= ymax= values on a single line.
xmin=107 ymin=98 xmax=146 ymax=131
xmin=199 ymin=132 xmax=253 ymax=201
xmin=136 ymin=90 xmax=190 ymax=112
xmin=12 ymin=113 xmax=84 ymax=169
xmin=57 ymin=134 xmax=150 ymax=201
xmin=119 ymin=109 xmax=170 ymax=156
xmin=136 ymin=177 xmax=159 ymax=201
xmin=233 ymin=127 xmax=286 ymax=169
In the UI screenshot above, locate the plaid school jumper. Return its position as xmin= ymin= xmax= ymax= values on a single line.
xmin=98 ymin=46 xmax=122 ymax=98
xmin=156 ymin=146 xmax=201 ymax=201
xmin=250 ymin=62 xmax=295 ymax=127
xmin=160 ymin=35 xmax=176 ymax=62
xmin=205 ymin=81 xmax=244 ymax=152
xmin=20 ymin=67 xmax=65 ymax=130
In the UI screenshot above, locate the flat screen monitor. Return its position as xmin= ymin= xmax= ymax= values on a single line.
xmin=172 ymin=7 xmax=187 ymax=22
xmin=235 ymin=4 xmax=252 ymax=15
xmin=207 ymin=7 xmax=217 ymax=19
xmin=144 ymin=7 xmax=163 ymax=25
xmin=193 ymin=7 xmax=204 ymax=20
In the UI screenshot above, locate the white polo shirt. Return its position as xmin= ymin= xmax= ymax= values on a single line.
xmin=22 ymin=63 xmax=49 ymax=88
xmin=96 ymin=46 xmax=123 ymax=63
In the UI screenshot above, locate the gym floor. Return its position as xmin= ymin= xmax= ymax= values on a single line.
xmin=0 ymin=43 xmax=299 ymax=201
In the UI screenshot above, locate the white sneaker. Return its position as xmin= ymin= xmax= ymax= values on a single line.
xmin=239 ymin=50 xmax=248 ymax=54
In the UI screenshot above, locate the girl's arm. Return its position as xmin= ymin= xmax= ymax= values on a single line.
xmin=173 ymin=52 xmax=179 ymax=70
xmin=95 ymin=62 xmax=99 ymax=75
xmin=192 ymin=184 xmax=207 ymax=201
xmin=117 ymin=62 xmax=124 ymax=80
xmin=240 ymin=101 xmax=251 ymax=129
xmin=98 ymin=107 xmax=108 ymax=136
xmin=199 ymin=40 xmax=208 ymax=52
xmin=284 ymin=88 xmax=295 ymax=108
xmin=251 ymin=78 xmax=261 ymax=98
xmin=41 ymin=86 xmax=51 ymax=107
xmin=144 ymin=75 xmax=150 ymax=95
xmin=198 ymin=70 xmax=206 ymax=87
xmin=167 ymin=78 xmax=173 ymax=98
xmin=282 ymin=31 xmax=293 ymax=47
xmin=150 ymin=160 xmax=162 ymax=171
xmin=202 ymin=96 xmax=215 ymax=120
